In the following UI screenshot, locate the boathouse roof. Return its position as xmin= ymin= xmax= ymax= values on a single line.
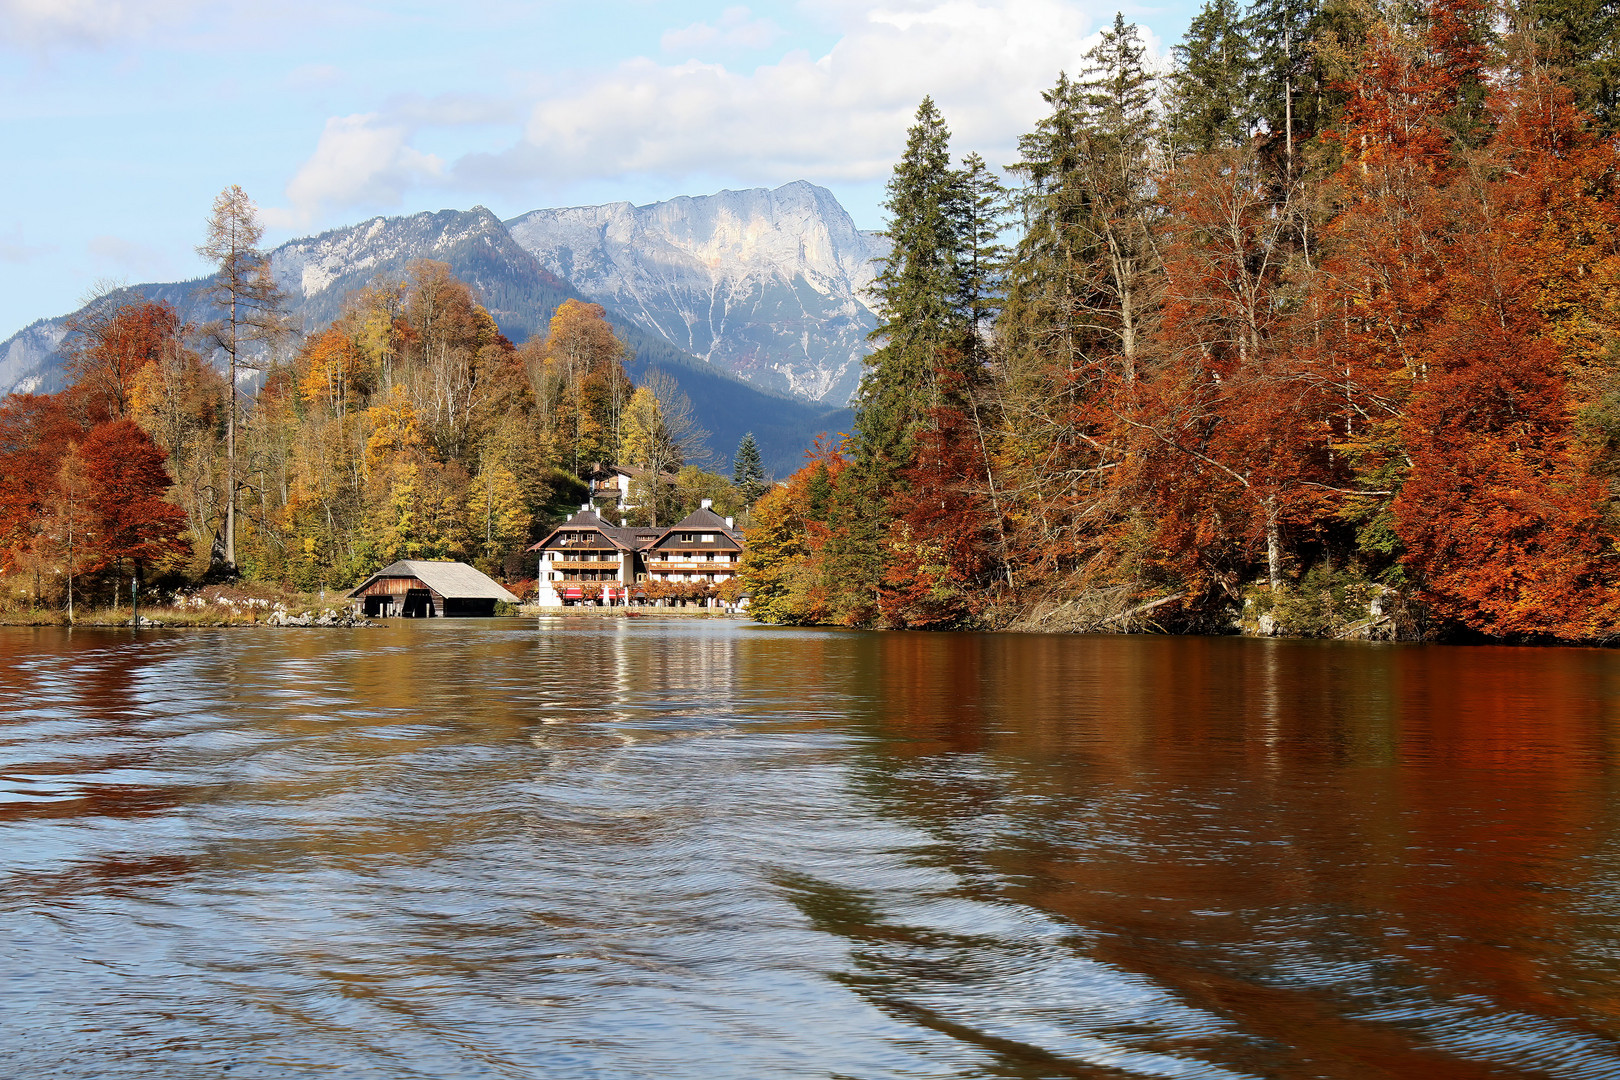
xmin=346 ymin=560 xmax=520 ymax=602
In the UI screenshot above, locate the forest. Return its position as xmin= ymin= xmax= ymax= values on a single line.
xmin=738 ymin=0 xmax=1620 ymax=641
xmin=0 ymin=191 xmax=765 ymax=618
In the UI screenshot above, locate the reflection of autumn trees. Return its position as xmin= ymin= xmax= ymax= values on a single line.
xmin=829 ymin=632 xmax=1620 ymax=1074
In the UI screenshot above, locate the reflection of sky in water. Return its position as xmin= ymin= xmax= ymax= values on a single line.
xmin=0 ymin=621 xmax=1618 ymax=1078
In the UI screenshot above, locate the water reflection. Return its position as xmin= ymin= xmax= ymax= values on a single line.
xmin=1 ymin=622 xmax=1618 ymax=1078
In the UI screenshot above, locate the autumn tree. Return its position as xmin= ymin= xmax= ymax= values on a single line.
xmin=198 ymin=185 xmax=289 ymax=569
xmin=0 ymin=395 xmax=83 ymax=605
xmin=44 ymin=446 xmax=95 ymax=623
xmin=621 ymin=371 xmax=709 ymax=525
xmin=525 ymin=299 xmax=632 ymax=474
xmin=65 ymin=296 xmax=183 ymax=420
xmin=79 ymin=419 xmax=189 ymax=579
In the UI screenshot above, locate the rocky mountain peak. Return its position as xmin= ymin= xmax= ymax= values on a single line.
xmin=507 ymin=182 xmax=887 ymax=403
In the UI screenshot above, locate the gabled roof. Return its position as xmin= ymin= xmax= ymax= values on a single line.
xmin=528 ymin=508 xmax=633 ymax=552
xmin=346 ymin=560 xmax=519 ymax=602
xmin=649 ymin=507 xmax=742 ymax=549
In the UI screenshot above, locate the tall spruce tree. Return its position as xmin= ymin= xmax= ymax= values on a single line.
xmin=958 ymin=151 xmax=1011 ymax=362
xmin=855 ymin=96 xmax=972 ymax=471
xmin=1007 ymin=15 xmax=1159 ymax=383
xmin=1167 ymin=0 xmax=1258 ymax=155
xmin=1247 ymin=0 xmax=1365 ymax=169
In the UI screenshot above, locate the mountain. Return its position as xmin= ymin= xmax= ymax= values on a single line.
xmin=0 ymin=206 xmax=851 ymax=478
xmin=506 ymin=181 xmax=887 ymax=404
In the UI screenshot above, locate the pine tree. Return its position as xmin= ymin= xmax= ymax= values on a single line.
xmin=856 ymin=96 xmax=972 ymax=470
xmin=958 ymin=152 xmax=1011 ymax=360
xmin=1247 ymin=0 xmax=1366 ymax=170
xmin=732 ymin=432 xmax=768 ymax=506
xmin=1008 ymin=15 xmax=1160 ymax=383
xmin=1167 ymin=0 xmax=1257 ymax=155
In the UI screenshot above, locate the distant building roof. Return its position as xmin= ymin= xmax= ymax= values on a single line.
xmin=530 ymin=503 xmax=745 ymax=554
xmin=346 ymin=560 xmax=519 ymax=602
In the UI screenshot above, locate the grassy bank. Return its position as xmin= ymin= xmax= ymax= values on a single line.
xmin=0 ymin=606 xmax=261 ymax=627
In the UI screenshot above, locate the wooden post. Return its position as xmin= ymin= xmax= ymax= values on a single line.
xmin=131 ymin=574 xmax=138 ymax=629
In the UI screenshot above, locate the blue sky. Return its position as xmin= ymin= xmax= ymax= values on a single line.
xmin=2 ymin=0 xmax=1202 ymax=338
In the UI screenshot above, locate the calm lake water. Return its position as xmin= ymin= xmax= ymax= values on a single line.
xmin=3 ymin=619 xmax=1620 ymax=1079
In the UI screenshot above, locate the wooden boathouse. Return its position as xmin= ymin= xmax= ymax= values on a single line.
xmin=345 ymin=560 xmax=519 ymax=618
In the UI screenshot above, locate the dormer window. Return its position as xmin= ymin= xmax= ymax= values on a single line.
xmin=701 ymin=534 xmax=714 ymax=543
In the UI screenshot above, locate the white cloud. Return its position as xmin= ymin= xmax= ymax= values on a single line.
xmin=489 ymin=0 xmax=1143 ymax=186
xmin=271 ymin=112 xmax=445 ymax=227
xmin=0 ymin=0 xmax=337 ymax=51
xmin=0 ymin=0 xmax=200 ymax=46
xmin=274 ymin=0 xmax=1163 ymax=219
xmin=661 ymin=6 xmax=783 ymax=54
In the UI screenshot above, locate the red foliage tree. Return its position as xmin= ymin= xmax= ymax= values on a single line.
xmin=880 ymin=389 xmax=1005 ymax=628
xmin=65 ymin=299 xmax=184 ymax=420
xmin=77 ymin=419 xmax=189 ymax=575
xmin=0 ymin=395 xmax=85 ymax=586
xmin=1393 ymin=324 xmax=1617 ymax=637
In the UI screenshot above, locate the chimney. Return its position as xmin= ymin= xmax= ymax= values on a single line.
xmin=620 ymin=518 xmax=628 ymax=528
xmin=700 ymin=498 xmax=713 ymax=510
xmin=581 ymin=502 xmax=590 ymax=512
xmin=725 ymin=517 xmax=734 ymax=529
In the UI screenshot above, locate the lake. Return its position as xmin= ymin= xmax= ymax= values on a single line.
xmin=3 ymin=619 xmax=1619 ymax=1078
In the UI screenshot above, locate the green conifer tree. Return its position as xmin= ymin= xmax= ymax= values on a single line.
xmin=732 ymin=432 xmax=768 ymax=506
xmin=1167 ymin=0 xmax=1258 ymax=155
xmin=958 ymin=151 xmax=1011 ymax=363
xmin=1006 ymin=15 xmax=1159 ymax=383
xmin=855 ymin=96 xmax=972 ymax=471
xmin=1246 ymin=0 xmax=1365 ymax=170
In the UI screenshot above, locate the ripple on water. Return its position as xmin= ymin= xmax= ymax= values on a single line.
xmin=2 ymin=622 xmax=1619 ymax=1078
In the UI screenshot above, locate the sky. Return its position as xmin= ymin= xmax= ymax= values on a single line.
xmin=1 ymin=0 xmax=1203 ymax=338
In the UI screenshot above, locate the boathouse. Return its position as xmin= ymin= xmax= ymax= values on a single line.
xmin=345 ymin=560 xmax=519 ymax=618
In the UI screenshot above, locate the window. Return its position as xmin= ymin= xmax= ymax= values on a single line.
xmin=701 ymin=533 xmax=714 ymax=543
xmin=681 ymin=533 xmax=693 ymax=542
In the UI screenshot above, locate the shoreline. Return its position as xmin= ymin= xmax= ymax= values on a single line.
xmin=0 ymin=605 xmax=745 ymax=627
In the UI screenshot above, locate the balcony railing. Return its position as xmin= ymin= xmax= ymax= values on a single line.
xmin=646 ymin=561 xmax=737 ymax=573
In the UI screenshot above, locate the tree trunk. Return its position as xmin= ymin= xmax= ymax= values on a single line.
xmin=225 ymin=289 xmax=238 ymax=568
xmin=1265 ymin=494 xmax=1283 ymax=591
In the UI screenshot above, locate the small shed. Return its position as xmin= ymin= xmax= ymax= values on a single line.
xmin=345 ymin=560 xmax=520 ymax=618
